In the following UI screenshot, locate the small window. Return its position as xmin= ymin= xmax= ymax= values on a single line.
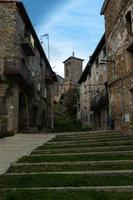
xmin=125 ymin=11 xmax=132 ymax=35
xmin=103 ymin=47 xmax=106 ymax=58
xmin=44 ymin=88 xmax=47 ymax=98
xmin=65 ymin=68 xmax=68 ymax=78
xmin=22 ymin=58 xmax=26 ymax=64
xmin=95 ymin=58 xmax=99 ymax=68
xmin=96 ymin=71 xmax=99 ymax=81
xmin=86 ymin=115 xmax=88 ymax=121
xmin=126 ymin=44 xmax=133 ymax=70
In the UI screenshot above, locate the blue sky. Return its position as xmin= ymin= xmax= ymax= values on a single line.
xmin=22 ymin=0 xmax=105 ymax=77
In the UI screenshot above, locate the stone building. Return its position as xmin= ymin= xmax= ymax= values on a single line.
xmin=53 ymin=75 xmax=64 ymax=103
xmin=63 ymin=54 xmax=84 ymax=92
xmin=101 ymin=0 xmax=133 ymax=132
xmin=78 ymin=35 xmax=109 ymax=129
xmin=0 ymin=0 xmax=57 ymax=136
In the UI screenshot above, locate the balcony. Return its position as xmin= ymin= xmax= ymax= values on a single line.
xmin=21 ymin=34 xmax=35 ymax=56
xmin=45 ymin=74 xmax=53 ymax=82
xmin=90 ymin=88 xmax=108 ymax=111
xmin=45 ymin=72 xmax=57 ymax=83
xmin=4 ymin=57 xmax=34 ymax=89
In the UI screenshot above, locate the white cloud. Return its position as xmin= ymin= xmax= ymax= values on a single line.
xmin=38 ymin=0 xmax=104 ymax=77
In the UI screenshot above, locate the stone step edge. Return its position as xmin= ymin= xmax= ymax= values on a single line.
xmin=30 ymin=150 xmax=133 ymax=157
xmin=33 ymin=145 xmax=133 ymax=152
xmin=54 ymin=132 xmax=123 ymax=140
xmin=40 ymin=140 xmax=133 ymax=147
xmin=55 ymin=130 xmax=120 ymax=136
xmin=49 ymin=136 xmax=133 ymax=144
xmin=13 ymin=160 xmax=133 ymax=166
xmin=1 ymin=186 xmax=133 ymax=192
xmin=54 ymin=135 xmax=124 ymax=141
xmin=6 ymin=170 xmax=133 ymax=176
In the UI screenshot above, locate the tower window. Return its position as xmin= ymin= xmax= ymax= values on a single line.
xmin=65 ymin=68 xmax=68 ymax=78
xmin=125 ymin=11 xmax=132 ymax=35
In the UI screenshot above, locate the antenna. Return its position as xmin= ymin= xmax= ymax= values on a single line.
xmin=72 ymin=51 xmax=75 ymax=57
xmin=72 ymin=47 xmax=75 ymax=57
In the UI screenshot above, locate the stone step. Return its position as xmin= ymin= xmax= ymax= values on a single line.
xmin=48 ymin=136 xmax=133 ymax=145
xmin=13 ymin=160 xmax=133 ymax=166
xmin=30 ymin=150 xmax=133 ymax=157
xmin=39 ymin=139 xmax=133 ymax=149
xmin=1 ymin=186 xmax=133 ymax=192
xmin=54 ymin=133 xmax=126 ymax=141
xmin=6 ymin=170 xmax=133 ymax=176
xmin=55 ymin=131 xmax=120 ymax=138
xmin=33 ymin=144 xmax=133 ymax=154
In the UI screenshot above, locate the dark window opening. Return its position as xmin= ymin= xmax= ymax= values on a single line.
xmin=126 ymin=44 xmax=133 ymax=69
xmin=95 ymin=58 xmax=99 ymax=68
xmin=66 ymin=68 xmax=68 ymax=78
xmin=125 ymin=11 xmax=132 ymax=35
xmin=103 ymin=47 xmax=106 ymax=58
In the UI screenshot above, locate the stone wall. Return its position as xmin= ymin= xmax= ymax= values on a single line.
xmin=103 ymin=0 xmax=133 ymax=132
xmin=0 ymin=1 xmax=55 ymax=135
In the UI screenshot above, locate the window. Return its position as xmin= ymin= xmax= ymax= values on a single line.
xmin=95 ymin=58 xmax=99 ymax=68
xmin=96 ymin=71 xmax=99 ymax=81
xmin=125 ymin=11 xmax=132 ymax=35
xmin=103 ymin=47 xmax=106 ymax=58
xmin=86 ymin=115 xmax=88 ymax=121
xmin=78 ymin=103 xmax=80 ymax=110
xmin=126 ymin=44 xmax=133 ymax=70
xmin=44 ymin=88 xmax=47 ymax=98
xmin=65 ymin=68 xmax=68 ymax=78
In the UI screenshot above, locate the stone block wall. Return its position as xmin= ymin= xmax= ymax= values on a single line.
xmin=0 ymin=1 xmax=55 ymax=135
xmin=103 ymin=0 xmax=133 ymax=132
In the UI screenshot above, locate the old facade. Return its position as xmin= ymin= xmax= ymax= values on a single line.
xmin=78 ymin=35 xmax=109 ymax=129
xmin=0 ymin=0 xmax=57 ymax=136
xmin=101 ymin=0 xmax=133 ymax=132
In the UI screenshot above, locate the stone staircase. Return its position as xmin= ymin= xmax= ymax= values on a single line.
xmin=1 ymin=130 xmax=133 ymax=199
